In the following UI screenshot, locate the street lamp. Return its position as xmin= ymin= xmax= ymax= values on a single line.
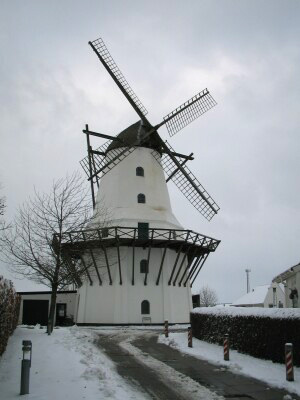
xmin=20 ymin=340 xmax=32 ymax=395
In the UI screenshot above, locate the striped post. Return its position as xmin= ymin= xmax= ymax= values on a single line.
xmin=164 ymin=320 xmax=169 ymax=338
xmin=188 ymin=326 xmax=193 ymax=348
xmin=224 ymin=334 xmax=229 ymax=361
xmin=285 ymin=343 xmax=294 ymax=382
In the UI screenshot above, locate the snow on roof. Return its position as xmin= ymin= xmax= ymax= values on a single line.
xmin=231 ymin=285 xmax=270 ymax=306
xmin=192 ymin=306 xmax=300 ymax=319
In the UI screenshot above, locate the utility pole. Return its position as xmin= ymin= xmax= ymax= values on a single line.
xmin=245 ymin=269 xmax=251 ymax=293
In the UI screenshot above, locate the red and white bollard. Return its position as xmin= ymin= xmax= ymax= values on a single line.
xmin=188 ymin=326 xmax=193 ymax=348
xmin=164 ymin=320 xmax=169 ymax=338
xmin=224 ymin=334 xmax=229 ymax=361
xmin=285 ymin=343 xmax=294 ymax=381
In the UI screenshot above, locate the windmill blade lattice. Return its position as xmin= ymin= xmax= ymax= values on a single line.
xmin=163 ymin=89 xmax=217 ymax=137
xmin=151 ymin=142 xmax=220 ymax=221
xmin=90 ymin=38 xmax=148 ymax=120
xmin=80 ymin=139 xmax=136 ymax=179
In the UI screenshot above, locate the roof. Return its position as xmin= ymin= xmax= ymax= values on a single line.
xmin=272 ymin=262 xmax=300 ymax=283
xmin=106 ymin=121 xmax=163 ymax=153
xmin=232 ymin=285 xmax=270 ymax=306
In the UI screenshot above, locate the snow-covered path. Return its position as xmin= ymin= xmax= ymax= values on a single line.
xmin=0 ymin=326 xmax=147 ymax=400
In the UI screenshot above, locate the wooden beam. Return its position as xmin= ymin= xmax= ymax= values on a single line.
xmin=191 ymin=253 xmax=210 ymax=286
xmin=156 ymin=231 xmax=171 ymax=285
xmin=178 ymin=246 xmax=198 ymax=286
xmin=89 ymin=249 xmax=102 ymax=285
xmin=173 ymin=249 xmax=189 ymax=286
xmin=168 ymin=245 xmax=183 ymax=285
xmin=144 ymin=229 xmax=154 ymax=286
xmin=102 ymin=245 xmax=112 ymax=285
xmin=115 ymin=228 xmax=122 ymax=285
xmin=132 ymin=230 xmax=136 ymax=285
xmin=83 ymin=128 xmax=124 ymax=143
xmin=80 ymin=255 xmax=93 ymax=286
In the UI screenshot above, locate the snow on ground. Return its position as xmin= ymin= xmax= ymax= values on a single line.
xmin=119 ymin=336 xmax=224 ymax=400
xmin=159 ymin=332 xmax=300 ymax=396
xmin=193 ymin=306 xmax=300 ymax=319
xmin=0 ymin=326 xmax=148 ymax=400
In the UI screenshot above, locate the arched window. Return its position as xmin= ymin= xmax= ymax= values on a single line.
xmin=136 ymin=167 xmax=144 ymax=177
xmin=141 ymin=300 xmax=150 ymax=314
xmin=137 ymin=193 xmax=146 ymax=204
xmin=140 ymin=259 xmax=148 ymax=274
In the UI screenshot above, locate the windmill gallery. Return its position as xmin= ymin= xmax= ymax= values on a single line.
xmin=50 ymin=38 xmax=221 ymax=325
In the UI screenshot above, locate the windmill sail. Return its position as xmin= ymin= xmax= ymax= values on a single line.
xmin=80 ymin=139 xmax=136 ymax=179
xmin=162 ymin=89 xmax=217 ymax=137
xmin=151 ymin=142 xmax=220 ymax=221
xmin=89 ymin=38 xmax=148 ymax=121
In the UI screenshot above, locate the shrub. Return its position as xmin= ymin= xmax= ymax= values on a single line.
xmin=0 ymin=276 xmax=21 ymax=356
xmin=191 ymin=307 xmax=300 ymax=366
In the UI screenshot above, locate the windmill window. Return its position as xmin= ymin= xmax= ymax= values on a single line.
xmin=140 ymin=259 xmax=148 ymax=274
xmin=141 ymin=300 xmax=150 ymax=315
xmin=136 ymin=167 xmax=144 ymax=177
xmin=138 ymin=194 xmax=146 ymax=204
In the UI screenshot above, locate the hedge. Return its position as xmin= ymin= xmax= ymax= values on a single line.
xmin=0 ymin=276 xmax=21 ymax=356
xmin=191 ymin=307 xmax=300 ymax=366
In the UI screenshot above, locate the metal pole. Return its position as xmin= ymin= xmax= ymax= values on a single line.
xmin=285 ymin=343 xmax=294 ymax=381
xmin=188 ymin=326 xmax=193 ymax=348
xmin=164 ymin=320 xmax=169 ymax=338
xmin=20 ymin=359 xmax=30 ymax=395
xmin=245 ymin=269 xmax=251 ymax=293
xmin=224 ymin=334 xmax=229 ymax=361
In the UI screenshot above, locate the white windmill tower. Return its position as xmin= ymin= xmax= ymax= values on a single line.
xmin=55 ymin=38 xmax=221 ymax=325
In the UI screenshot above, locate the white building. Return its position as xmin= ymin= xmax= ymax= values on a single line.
xmin=231 ymin=283 xmax=285 ymax=308
xmin=272 ymin=262 xmax=300 ymax=308
xmin=17 ymin=291 xmax=77 ymax=326
xmin=56 ymin=122 xmax=220 ymax=325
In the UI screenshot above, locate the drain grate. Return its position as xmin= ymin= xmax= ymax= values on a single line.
xmin=224 ymin=395 xmax=254 ymax=399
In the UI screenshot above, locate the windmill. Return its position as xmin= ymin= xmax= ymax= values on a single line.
xmin=80 ymin=38 xmax=220 ymax=221
xmin=53 ymin=38 xmax=221 ymax=325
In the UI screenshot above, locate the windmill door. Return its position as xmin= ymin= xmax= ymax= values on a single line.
xmin=138 ymin=223 xmax=149 ymax=240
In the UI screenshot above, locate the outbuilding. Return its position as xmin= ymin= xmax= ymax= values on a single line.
xmin=18 ymin=291 xmax=77 ymax=326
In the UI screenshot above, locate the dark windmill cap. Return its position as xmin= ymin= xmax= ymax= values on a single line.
xmin=106 ymin=121 xmax=163 ymax=154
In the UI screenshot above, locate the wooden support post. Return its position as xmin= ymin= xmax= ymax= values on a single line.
xmin=115 ymin=228 xmax=122 ymax=285
xmin=191 ymin=253 xmax=210 ymax=286
xmin=80 ymin=256 xmax=93 ymax=286
xmin=89 ymin=249 xmax=102 ymax=285
xmin=156 ymin=232 xmax=171 ymax=285
xmin=132 ymin=230 xmax=136 ymax=285
xmin=144 ymin=229 xmax=154 ymax=286
xmin=173 ymin=250 xmax=189 ymax=286
xmin=168 ymin=245 xmax=183 ymax=285
xmin=102 ymin=245 xmax=112 ymax=285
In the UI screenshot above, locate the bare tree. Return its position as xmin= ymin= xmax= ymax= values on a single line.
xmin=0 ymin=172 xmax=109 ymax=334
xmin=199 ymin=285 xmax=218 ymax=307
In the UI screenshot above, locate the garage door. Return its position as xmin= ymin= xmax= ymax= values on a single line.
xmin=22 ymin=300 xmax=49 ymax=326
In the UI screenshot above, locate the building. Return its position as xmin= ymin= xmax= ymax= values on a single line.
xmin=231 ymin=283 xmax=285 ymax=308
xmin=17 ymin=291 xmax=77 ymax=326
xmin=272 ymin=262 xmax=300 ymax=308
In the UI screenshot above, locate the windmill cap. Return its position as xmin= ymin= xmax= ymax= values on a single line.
xmin=106 ymin=121 xmax=163 ymax=154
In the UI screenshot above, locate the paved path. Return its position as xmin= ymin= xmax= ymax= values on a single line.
xmin=96 ymin=330 xmax=299 ymax=400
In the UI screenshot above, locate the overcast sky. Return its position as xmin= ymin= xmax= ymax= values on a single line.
xmin=1 ymin=0 xmax=299 ymax=302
